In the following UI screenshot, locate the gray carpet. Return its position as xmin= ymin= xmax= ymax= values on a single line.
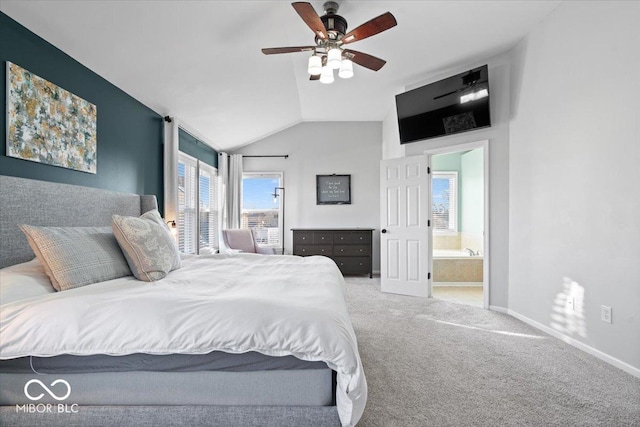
xmin=343 ymin=277 xmax=640 ymax=427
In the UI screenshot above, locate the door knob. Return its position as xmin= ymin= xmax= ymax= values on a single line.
xmin=381 ymin=229 xmax=387 ymax=233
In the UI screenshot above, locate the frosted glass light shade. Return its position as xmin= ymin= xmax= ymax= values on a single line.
xmin=320 ymin=66 xmax=334 ymax=84
xmin=327 ymin=48 xmax=342 ymax=69
xmin=307 ymin=55 xmax=322 ymax=76
xmin=338 ymin=59 xmax=354 ymax=79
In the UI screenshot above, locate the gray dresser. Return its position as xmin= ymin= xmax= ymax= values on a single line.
xmin=292 ymin=228 xmax=374 ymax=278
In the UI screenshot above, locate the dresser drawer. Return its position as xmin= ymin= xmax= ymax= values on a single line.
xmin=351 ymin=232 xmax=371 ymax=244
xmin=334 ymin=245 xmax=371 ymax=256
xmin=313 ymin=232 xmax=334 ymax=244
xmin=295 ymin=245 xmax=332 ymax=256
xmin=333 ymin=232 xmax=353 ymax=244
xmin=294 ymin=232 xmax=314 ymax=245
xmin=334 ymin=257 xmax=370 ymax=272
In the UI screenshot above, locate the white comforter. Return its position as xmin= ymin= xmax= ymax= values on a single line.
xmin=0 ymin=254 xmax=367 ymax=426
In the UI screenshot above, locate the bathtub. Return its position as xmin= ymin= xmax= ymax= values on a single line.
xmin=433 ymin=249 xmax=482 ymax=258
xmin=433 ymin=250 xmax=483 ymax=284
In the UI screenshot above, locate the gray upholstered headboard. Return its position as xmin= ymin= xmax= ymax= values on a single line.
xmin=0 ymin=175 xmax=158 ymax=268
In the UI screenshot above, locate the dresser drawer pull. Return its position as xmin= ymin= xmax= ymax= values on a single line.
xmin=359 ymin=249 xmax=363 ymax=252
xmin=302 ymin=237 xmax=306 ymax=240
xmin=340 ymin=249 xmax=344 ymax=252
xmin=302 ymin=249 xmax=306 ymax=252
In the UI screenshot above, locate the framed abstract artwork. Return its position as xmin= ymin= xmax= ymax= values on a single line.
xmin=6 ymin=62 xmax=97 ymax=173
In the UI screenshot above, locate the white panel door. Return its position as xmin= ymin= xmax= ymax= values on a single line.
xmin=380 ymin=155 xmax=430 ymax=297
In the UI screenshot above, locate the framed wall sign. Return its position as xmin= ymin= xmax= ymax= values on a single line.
xmin=317 ymin=174 xmax=351 ymax=205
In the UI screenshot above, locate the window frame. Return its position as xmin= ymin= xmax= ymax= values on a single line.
xmin=198 ymin=161 xmax=219 ymax=254
xmin=177 ymin=151 xmax=219 ymax=254
xmin=241 ymin=171 xmax=284 ymax=248
xmin=432 ymin=171 xmax=458 ymax=235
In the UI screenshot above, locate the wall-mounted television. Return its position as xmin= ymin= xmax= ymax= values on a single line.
xmin=396 ymin=65 xmax=491 ymax=144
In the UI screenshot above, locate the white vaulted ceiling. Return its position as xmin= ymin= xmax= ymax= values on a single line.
xmin=0 ymin=1 xmax=560 ymax=150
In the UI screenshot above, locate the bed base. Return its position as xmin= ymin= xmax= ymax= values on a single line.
xmin=0 ymin=405 xmax=340 ymax=427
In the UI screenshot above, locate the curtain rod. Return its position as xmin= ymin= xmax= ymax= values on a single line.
xmin=244 ymin=155 xmax=288 ymax=159
xmin=228 ymin=154 xmax=289 ymax=159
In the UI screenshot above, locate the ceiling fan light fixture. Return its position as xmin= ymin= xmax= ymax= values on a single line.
xmin=308 ymin=55 xmax=322 ymax=75
xmin=327 ymin=47 xmax=342 ymax=69
xmin=320 ymin=65 xmax=334 ymax=84
xmin=338 ymin=58 xmax=354 ymax=79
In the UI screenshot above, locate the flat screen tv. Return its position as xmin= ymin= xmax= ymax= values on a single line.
xmin=396 ymin=65 xmax=490 ymax=144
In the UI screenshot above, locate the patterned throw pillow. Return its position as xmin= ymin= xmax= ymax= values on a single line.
xmin=19 ymin=225 xmax=132 ymax=291
xmin=111 ymin=210 xmax=181 ymax=282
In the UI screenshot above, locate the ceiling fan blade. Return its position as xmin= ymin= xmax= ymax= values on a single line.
xmin=340 ymin=12 xmax=397 ymax=44
xmin=344 ymin=49 xmax=386 ymax=71
xmin=310 ymin=74 xmax=320 ymax=81
xmin=292 ymin=2 xmax=328 ymax=40
xmin=262 ymin=46 xmax=316 ymax=55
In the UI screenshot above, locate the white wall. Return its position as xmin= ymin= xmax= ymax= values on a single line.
xmin=382 ymin=106 xmax=404 ymax=160
xmin=234 ymin=121 xmax=382 ymax=272
xmin=400 ymin=52 xmax=512 ymax=309
xmin=509 ymin=1 xmax=640 ymax=372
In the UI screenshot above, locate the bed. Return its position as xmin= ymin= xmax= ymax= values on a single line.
xmin=0 ymin=175 xmax=366 ymax=427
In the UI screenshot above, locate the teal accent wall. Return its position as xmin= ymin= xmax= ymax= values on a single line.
xmin=178 ymin=128 xmax=217 ymax=167
xmin=0 ymin=12 xmax=164 ymax=211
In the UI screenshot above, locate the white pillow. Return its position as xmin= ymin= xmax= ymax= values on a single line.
xmin=0 ymin=258 xmax=55 ymax=304
xmin=111 ymin=210 xmax=181 ymax=282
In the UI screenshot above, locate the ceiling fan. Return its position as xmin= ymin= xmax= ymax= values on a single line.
xmin=261 ymin=2 xmax=397 ymax=84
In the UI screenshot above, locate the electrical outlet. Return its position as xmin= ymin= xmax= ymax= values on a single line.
xmin=601 ymin=305 xmax=612 ymax=324
xmin=566 ymin=296 xmax=575 ymax=312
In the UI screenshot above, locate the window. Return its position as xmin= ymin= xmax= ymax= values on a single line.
xmin=241 ymin=173 xmax=283 ymax=247
xmin=178 ymin=152 xmax=219 ymax=254
xmin=432 ymin=171 xmax=458 ymax=233
xmin=199 ymin=163 xmax=219 ymax=254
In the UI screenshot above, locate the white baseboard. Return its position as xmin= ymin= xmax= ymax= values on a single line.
xmin=433 ymin=282 xmax=483 ymax=287
xmin=508 ymin=309 xmax=640 ymax=379
xmin=489 ymin=305 xmax=508 ymax=314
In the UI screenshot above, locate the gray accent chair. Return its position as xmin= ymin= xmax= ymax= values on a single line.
xmin=222 ymin=229 xmax=274 ymax=254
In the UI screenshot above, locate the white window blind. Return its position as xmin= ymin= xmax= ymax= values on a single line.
xmin=432 ymin=172 xmax=458 ymax=233
xmin=178 ymin=154 xmax=198 ymax=254
xmin=178 ymin=153 xmax=220 ymax=254
xmin=199 ymin=163 xmax=219 ymax=254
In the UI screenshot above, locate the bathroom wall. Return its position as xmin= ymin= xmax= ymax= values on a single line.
xmin=460 ymin=148 xmax=484 ymax=252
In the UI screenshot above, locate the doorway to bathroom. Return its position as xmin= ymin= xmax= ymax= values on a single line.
xmin=426 ymin=140 xmax=489 ymax=309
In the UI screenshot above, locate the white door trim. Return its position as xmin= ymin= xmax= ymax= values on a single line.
xmin=424 ymin=140 xmax=490 ymax=309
